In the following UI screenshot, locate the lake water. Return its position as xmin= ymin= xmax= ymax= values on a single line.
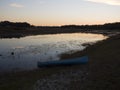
xmin=0 ymin=33 xmax=107 ymax=72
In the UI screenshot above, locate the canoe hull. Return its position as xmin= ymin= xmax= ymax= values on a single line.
xmin=38 ymin=56 xmax=88 ymax=67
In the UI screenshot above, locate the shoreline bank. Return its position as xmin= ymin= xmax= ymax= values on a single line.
xmin=60 ymin=34 xmax=120 ymax=90
xmin=0 ymin=26 xmax=119 ymax=38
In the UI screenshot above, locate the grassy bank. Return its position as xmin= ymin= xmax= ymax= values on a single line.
xmin=0 ymin=34 xmax=120 ymax=90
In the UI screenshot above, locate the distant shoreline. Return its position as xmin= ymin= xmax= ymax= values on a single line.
xmin=0 ymin=27 xmax=119 ymax=39
xmin=0 ymin=21 xmax=120 ymax=38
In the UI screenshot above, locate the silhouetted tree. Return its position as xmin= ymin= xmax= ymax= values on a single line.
xmin=61 ymin=22 xmax=120 ymax=30
xmin=0 ymin=21 xmax=120 ymax=30
xmin=0 ymin=21 xmax=31 ymax=27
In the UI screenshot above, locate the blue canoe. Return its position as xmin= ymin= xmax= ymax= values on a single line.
xmin=38 ymin=56 xmax=88 ymax=67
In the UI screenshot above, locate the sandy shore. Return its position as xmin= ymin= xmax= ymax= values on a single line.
xmin=60 ymin=34 xmax=120 ymax=90
xmin=33 ymin=65 xmax=88 ymax=90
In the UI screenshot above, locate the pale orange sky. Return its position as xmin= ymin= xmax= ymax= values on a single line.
xmin=0 ymin=0 xmax=120 ymax=26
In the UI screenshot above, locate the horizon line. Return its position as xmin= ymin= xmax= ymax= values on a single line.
xmin=0 ymin=20 xmax=120 ymax=27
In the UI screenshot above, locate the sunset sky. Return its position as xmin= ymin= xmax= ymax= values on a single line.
xmin=0 ymin=0 xmax=120 ymax=26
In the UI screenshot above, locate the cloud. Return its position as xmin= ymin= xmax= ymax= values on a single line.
xmin=39 ymin=1 xmax=46 ymax=4
xmin=10 ymin=3 xmax=24 ymax=8
xmin=85 ymin=0 xmax=120 ymax=6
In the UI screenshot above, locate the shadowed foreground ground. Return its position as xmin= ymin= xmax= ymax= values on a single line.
xmin=61 ymin=34 xmax=120 ymax=90
xmin=0 ymin=34 xmax=120 ymax=90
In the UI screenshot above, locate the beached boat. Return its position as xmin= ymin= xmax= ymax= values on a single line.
xmin=38 ymin=56 xmax=88 ymax=67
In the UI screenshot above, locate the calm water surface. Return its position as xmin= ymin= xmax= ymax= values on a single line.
xmin=0 ymin=33 xmax=107 ymax=72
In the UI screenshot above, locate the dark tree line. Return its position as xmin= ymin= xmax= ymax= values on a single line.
xmin=0 ymin=21 xmax=120 ymax=30
xmin=0 ymin=21 xmax=31 ymax=27
xmin=61 ymin=22 xmax=120 ymax=30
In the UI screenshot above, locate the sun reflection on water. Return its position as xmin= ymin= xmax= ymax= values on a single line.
xmin=0 ymin=33 xmax=107 ymax=72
